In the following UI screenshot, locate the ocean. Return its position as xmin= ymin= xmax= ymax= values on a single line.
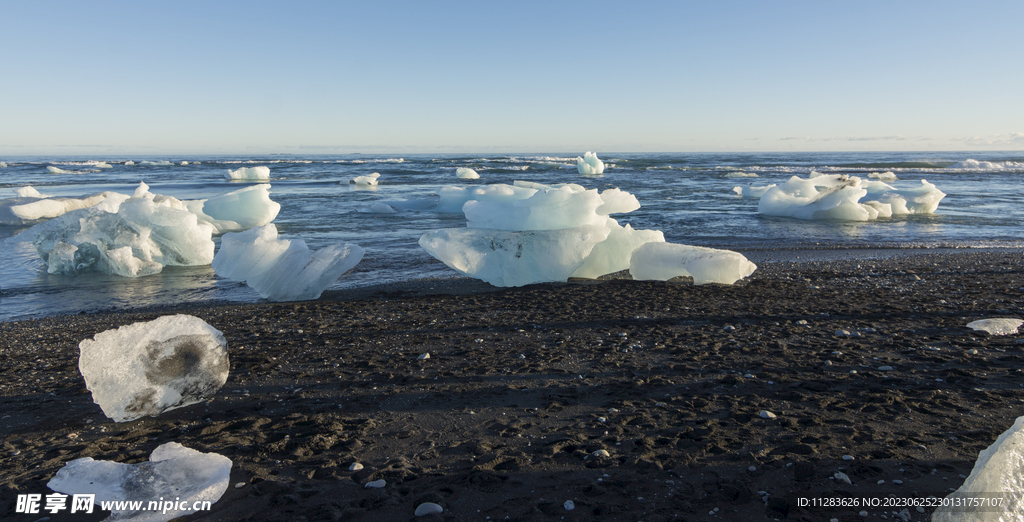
xmin=1 ymin=151 xmax=1022 ymax=322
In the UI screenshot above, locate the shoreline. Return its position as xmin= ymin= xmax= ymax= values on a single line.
xmin=1 ymin=248 xmax=1023 ymax=520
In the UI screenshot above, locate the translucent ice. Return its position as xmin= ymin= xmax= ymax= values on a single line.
xmin=933 ymin=415 xmax=1024 ymax=522
xmin=95 ymin=162 xmax=113 ymax=169
xmin=419 ymin=225 xmax=611 ymax=287
xmin=47 ymin=166 xmax=71 ymax=174
xmin=463 ymin=185 xmax=640 ymax=231
xmin=1 ymin=191 xmax=118 ymax=225
xmin=184 ymin=184 xmax=281 ymax=234
xmin=732 ymin=184 xmax=777 ymax=199
xmin=435 ymin=184 xmax=538 ymax=213
xmin=571 ymin=219 xmax=664 ymax=279
xmin=48 ymin=442 xmax=231 ymax=522
xmin=124 ymin=160 xmax=135 ymax=166
xmin=456 ymin=167 xmax=480 ymax=179
xmin=967 ymin=318 xmax=1023 ymax=336
xmin=225 ymin=165 xmax=270 ymax=180
xmin=16 ymin=186 xmax=48 ymax=197
xmin=78 ymin=315 xmax=229 ymax=422
xmin=868 ymin=171 xmax=897 ymax=181
xmin=351 ymin=172 xmax=381 ymax=185
xmin=0 ymin=161 xmax=7 ymax=168
xmin=11 ymin=183 xmax=215 ymax=276
xmin=629 ymin=242 xmax=756 ymax=285
xmin=212 ymin=224 xmax=364 ymax=301
xmin=576 ymin=152 xmax=605 ymax=176
xmin=758 ymin=174 xmax=945 ymax=221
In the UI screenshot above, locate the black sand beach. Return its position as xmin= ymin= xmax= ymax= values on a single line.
xmin=2 ymin=249 xmax=1023 ymax=521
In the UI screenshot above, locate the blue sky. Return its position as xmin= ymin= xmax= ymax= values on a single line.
xmin=2 ymin=1 xmax=1022 ymax=154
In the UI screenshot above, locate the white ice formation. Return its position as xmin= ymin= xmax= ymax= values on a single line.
xmin=12 ymin=183 xmax=216 ymax=277
xmin=359 ymin=202 xmax=398 ymax=214
xmin=724 ymin=171 xmax=758 ymax=178
xmin=47 ymin=166 xmax=72 ymax=174
xmin=124 ymin=160 xmax=135 ymax=166
xmin=140 ymin=160 xmax=173 ymax=166
xmin=758 ymin=173 xmax=945 ymax=221
xmin=967 ymin=318 xmax=1023 ymax=336
xmin=95 ymin=162 xmax=113 ymax=169
xmin=79 ymin=315 xmax=229 ymax=422
xmin=421 ymin=181 xmax=755 ymax=287
xmin=184 ymin=184 xmax=281 ymax=234
xmin=48 ymin=442 xmax=231 ymax=522
xmin=456 ymin=167 xmax=480 ymax=179
xmin=225 ymin=166 xmax=271 ymax=180
xmin=732 ymin=184 xmax=777 ymax=199
xmin=212 ymin=224 xmax=364 ymax=301
xmin=933 ymin=416 xmax=1024 ymax=522
xmin=1 ymin=190 xmax=118 ymax=225
xmin=0 ymin=161 xmax=7 ymax=168
xmin=576 ymin=152 xmax=605 ymax=176
xmin=351 ymin=172 xmax=381 ymax=185
xmin=629 ymin=243 xmax=757 ymax=285
xmin=868 ymin=171 xmax=897 ymax=181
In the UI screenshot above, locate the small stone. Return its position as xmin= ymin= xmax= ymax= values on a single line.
xmin=850 ymin=370 xmax=858 ymax=374
xmin=967 ymin=349 xmax=978 ymax=355
xmin=723 ymin=325 xmax=735 ymax=331
xmin=235 ymin=482 xmax=246 ymax=489
xmin=418 ymin=353 xmax=430 ymax=360
xmin=593 ymin=449 xmax=610 ymax=457
xmin=878 ymin=365 xmax=894 ymax=371
xmin=608 ymin=408 xmax=619 ymax=413
xmin=843 ymin=455 xmax=854 ymax=461
xmin=415 ymin=502 xmax=444 ymax=516
xmin=877 ymin=479 xmax=885 ymax=484
xmin=834 ymin=472 xmax=852 ymax=484
xmin=349 ymin=462 xmax=363 ymax=471
xmin=748 ymin=466 xmax=757 ymax=472
xmin=860 ymin=511 xmax=868 ymax=517
xmin=743 ymin=373 xmax=755 ymax=378
xmin=893 ymin=479 xmax=903 ymax=485
xmin=67 ymin=433 xmax=79 ymax=440
xmin=759 ymin=410 xmax=776 ymax=419
xmin=365 ymin=479 xmax=386 ymax=488
xmin=835 ymin=330 xmax=850 ymax=336
xmin=796 ymin=320 xmax=808 ymax=325
xmin=597 ymin=417 xmax=607 ymax=423
xmin=563 ymin=500 xmax=575 ymax=511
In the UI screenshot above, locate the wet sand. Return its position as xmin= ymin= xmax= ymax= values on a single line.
xmin=1 ymin=249 xmax=1023 ymax=521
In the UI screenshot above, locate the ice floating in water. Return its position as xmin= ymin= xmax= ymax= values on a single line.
xmin=12 ymin=182 xmax=215 ymax=277
xmin=47 ymin=166 xmax=71 ymax=174
xmin=724 ymin=171 xmax=758 ymax=178
xmin=213 ymin=224 xmax=364 ymax=301
xmin=0 ymin=162 xmax=7 ymax=168
xmin=758 ymin=173 xmax=945 ymax=221
xmin=360 ymin=202 xmax=398 ymax=214
xmin=225 ymin=166 xmax=270 ymax=180
xmin=351 ymin=172 xmax=381 ymax=185
xmin=933 ymin=415 xmax=1024 ymax=522
xmin=630 ymin=242 xmax=757 ymax=285
xmin=576 ymin=152 xmax=605 ymax=176
xmin=456 ymin=167 xmax=480 ymax=179
xmin=1 ymin=190 xmax=118 ymax=225
xmin=732 ymin=184 xmax=777 ymax=199
xmin=571 ymin=219 xmax=664 ymax=279
xmin=140 ymin=160 xmax=173 ymax=166
xmin=181 ymin=161 xmax=189 ymax=165
xmin=419 ymin=225 xmax=611 ymax=287
xmin=184 ymin=184 xmax=281 ymax=234
xmin=79 ymin=315 xmax=229 ymax=422
xmin=967 ymin=318 xmax=1023 ymax=336
xmin=868 ymin=171 xmax=897 ymax=181
xmin=94 ymin=162 xmax=113 ymax=169
xmin=48 ymin=442 xmax=231 ymax=522
xmin=435 ymin=184 xmax=538 ymax=213
xmin=124 ymin=160 xmax=135 ymax=166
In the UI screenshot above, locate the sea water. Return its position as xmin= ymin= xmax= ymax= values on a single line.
xmin=1 ymin=152 xmax=1022 ymax=321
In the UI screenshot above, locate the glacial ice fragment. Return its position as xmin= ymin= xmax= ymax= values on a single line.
xmin=351 ymin=172 xmax=381 ymax=185
xmin=456 ymin=167 xmax=480 ymax=179
xmin=225 ymin=166 xmax=270 ymax=180
xmin=933 ymin=415 xmax=1024 ymax=522
xmin=576 ymin=152 xmax=605 ymax=176
xmin=48 ymin=442 xmax=231 ymax=522
xmin=732 ymin=184 xmax=777 ymax=199
xmin=0 ymin=191 xmax=118 ymax=225
xmin=571 ymin=219 xmax=664 ymax=279
xmin=212 ymin=224 xmax=364 ymax=301
xmin=434 ymin=184 xmax=538 ymax=213
xmin=758 ymin=173 xmax=945 ymax=221
xmin=629 ymin=242 xmax=756 ymax=285
xmin=78 ymin=315 xmax=229 ymax=422
xmin=967 ymin=318 xmax=1023 ymax=336
xmin=184 ymin=184 xmax=281 ymax=234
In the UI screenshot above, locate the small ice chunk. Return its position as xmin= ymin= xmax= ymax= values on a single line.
xmin=629 ymin=242 xmax=757 ymax=285
xmin=360 ymin=202 xmax=398 ymax=214
xmin=94 ymin=162 xmax=113 ymax=169
xmin=732 ymin=184 xmax=777 ymax=199
xmin=225 ymin=166 xmax=271 ymax=180
xmin=181 ymin=161 xmax=189 ymax=165
xmin=351 ymin=172 xmax=381 ymax=185
xmin=15 ymin=186 xmax=49 ymax=198
xmin=967 ymin=318 xmax=1023 ymax=336
xmin=212 ymin=224 xmax=364 ymax=301
xmin=48 ymin=442 xmax=231 ymax=522
xmin=576 ymin=151 xmax=605 ymax=176
xmin=415 ymin=502 xmax=444 ymax=516
xmin=47 ymin=166 xmax=72 ymax=174
xmin=868 ymin=171 xmax=897 ymax=181
xmin=79 ymin=315 xmax=229 ymax=422
xmin=456 ymin=167 xmax=480 ymax=179
xmin=124 ymin=160 xmax=135 ymax=166
xmin=933 ymin=415 xmax=1024 ymax=521
xmin=0 ymin=161 xmax=7 ymax=168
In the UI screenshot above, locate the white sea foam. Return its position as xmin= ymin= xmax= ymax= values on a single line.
xmin=950 ymin=159 xmax=1024 ymax=170
xmin=724 ymin=171 xmax=758 ymax=178
xmin=139 ymin=160 xmax=173 ymax=166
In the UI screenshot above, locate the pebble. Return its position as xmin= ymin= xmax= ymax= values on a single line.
xmin=878 ymin=365 xmax=894 ymax=371
xmin=850 ymin=370 xmax=858 ymax=374
xmin=66 ymin=433 xmax=78 ymax=440
xmin=877 ymin=480 xmax=885 ymax=484
xmin=593 ymin=449 xmax=610 ymax=457
xmin=967 ymin=349 xmax=978 ymax=355
xmin=835 ymin=330 xmax=851 ymax=336
xmin=349 ymin=462 xmax=364 ymax=471
xmin=597 ymin=417 xmax=607 ymax=423
xmin=796 ymin=320 xmax=808 ymax=325
xmin=748 ymin=466 xmax=757 ymax=472
xmin=834 ymin=472 xmax=852 ymax=484
xmin=860 ymin=511 xmax=868 ymax=517
xmin=563 ymin=500 xmax=575 ymax=511
xmin=759 ymin=410 xmax=776 ymax=419
xmin=418 ymin=353 xmax=430 ymax=360
xmin=893 ymin=479 xmax=903 ymax=485
xmin=234 ymin=482 xmax=246 ymax=489
xmin=842 ymin=455 xmax=855 ymax=461
xmin=415 ymin=503 xmax=444 ymax=516
xmin=723 ymin=325 xmax=735 ymax=331
xmin=364 ymin=479 xmax=386 ymax=488
xmin=743 ymin=373 xmax=755 ymax=378
xmin=608 ymin=408 xmax=619 ymax=413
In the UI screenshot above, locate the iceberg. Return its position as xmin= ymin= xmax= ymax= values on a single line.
xmin=0 ymin=161 xmax=7 ymax=168
xmin=181 ymin=161 xmax=189 ymax=165
xmin=212 ymin=224 xmax=364 ymax=301
xmin=629 ymin=242 xmax=757 ymax=285
xmin=48 ymin=442 xmax=231 ymax=522
xmin=184 ymin=184 xmax=281 ymax=234
xmin=225 ymin=165 xmax=270 ymax=180
xmin=933 ymin=416 xmax=1024 ymax=522
xmin=456 ymin=167 xmax=480 ymax=179
xmin=1 ymin=191 xmax=120 ymax=225
xmin=758 ymin=173 xmax=945 ymax=221
xmin=967 ymin=318 xmax=1023 ymax=336
xmin=435 ymin=184 xmax=538 ymax=213
xmin=47 ymin=166 xmax=71 ymax=174
xmin=124 ymin=160 xmax=135 ymax=166
xmin=351 ymin=172 xmax=381 ymax=185
xmin=419 ymin=225 xmax=611 ymax=287
xmin=79 ymin=315 xmax=229 ymax=422
xmin=11 ymin=183 xmax=215 ymax=277
xmin=94 ymin=162 xmax=113 ymax=169
xmin=576 ymin=152 xmax=605 ymax=176
xmin=732 ymin=184 xmax=776 ymax=199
